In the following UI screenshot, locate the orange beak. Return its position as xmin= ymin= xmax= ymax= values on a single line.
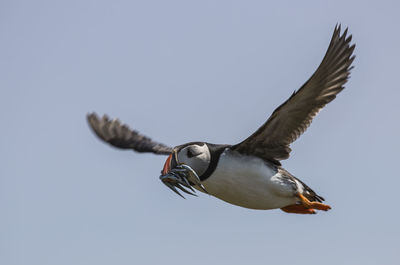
xmin=162 ymin=154 xmax=173 ymax=175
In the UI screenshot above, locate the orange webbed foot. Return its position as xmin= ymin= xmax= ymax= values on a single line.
xmin=281 ymin=204 xmax=316 ymax=214
xmin=297 ymin=193 xmax=331 ymax=211
xmin=309 ymin=202 xmax=331 ymax=211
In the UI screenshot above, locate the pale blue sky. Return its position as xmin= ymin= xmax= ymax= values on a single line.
xmin=1 ymin=1 xmax=400 ymax=264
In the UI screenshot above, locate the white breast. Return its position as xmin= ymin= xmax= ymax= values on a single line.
xmin=198 ymin=149 xmax=299 ymax=210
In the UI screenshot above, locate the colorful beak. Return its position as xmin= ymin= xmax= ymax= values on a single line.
xmin=162 ymin=153 xmax=173 ymax=175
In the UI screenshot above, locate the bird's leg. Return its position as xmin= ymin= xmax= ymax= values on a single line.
xmin=297 ymin=193 xmax=331 ymax=211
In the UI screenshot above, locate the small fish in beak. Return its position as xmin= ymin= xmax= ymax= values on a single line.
xmin=159 ymin=164 xmax=208 ymax=198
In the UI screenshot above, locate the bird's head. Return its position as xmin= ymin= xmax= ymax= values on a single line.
xmin=162 ymin=143 xmax=211 ymax=176
xmin=160 ymin=143 xmax=211 ymax=197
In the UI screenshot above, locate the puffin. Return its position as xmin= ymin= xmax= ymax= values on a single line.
xmin=87 ymin=25 xmax=355 ymax=214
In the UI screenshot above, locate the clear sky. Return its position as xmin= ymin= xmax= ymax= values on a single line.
xmin=1 ymin=1 xmax=399 ymax=264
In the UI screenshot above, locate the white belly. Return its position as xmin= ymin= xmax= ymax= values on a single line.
xmin=198 ymin=149 xmax=298 ymax=210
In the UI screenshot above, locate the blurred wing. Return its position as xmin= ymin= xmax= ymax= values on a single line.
xmin=87 ymin=113 xmax=173 ymax=155
xmin=232 ymin=25 xmax=355 ymax=164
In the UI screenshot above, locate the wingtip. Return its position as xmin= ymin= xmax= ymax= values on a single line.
xmin=86 ymin=112 xmax=99 ymax=121
xmin=334 ymin=23 xmax=352 ymax=40
xmin=336 ymin=23 xmax=341 ymax=33
xmin=343 ymin=27 xmax=348 ymax=38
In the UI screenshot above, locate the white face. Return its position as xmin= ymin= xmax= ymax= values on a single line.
xmin=176 ymin=144 xmax=211 ymax=176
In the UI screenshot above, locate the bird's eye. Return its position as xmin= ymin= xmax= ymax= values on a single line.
xmin=187 ymin=148 xmax=201 ymax=158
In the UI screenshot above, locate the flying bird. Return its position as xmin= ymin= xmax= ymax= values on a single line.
xmin=87 ymin=25 xmax=355 ymax=214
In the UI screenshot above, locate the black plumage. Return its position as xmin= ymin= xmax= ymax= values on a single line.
xmin=232 ymin=25 xmax=355 ymax=165
xmin=87 ymin=113 xmax=173 ymax=155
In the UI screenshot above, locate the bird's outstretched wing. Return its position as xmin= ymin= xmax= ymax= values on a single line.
xmin=87 ymin=113 xmax=173 ymax=155
xmin=232 ymin=25 xmax=355 ymax=165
